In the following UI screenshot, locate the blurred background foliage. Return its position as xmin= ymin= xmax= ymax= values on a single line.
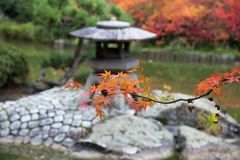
xmin=108 ymin=0 xmax=240 ymax=51
xmin=0 ymin=43 xmax=28 ymax=87
xmin=0 ymin=0 xmax=132 ymax=42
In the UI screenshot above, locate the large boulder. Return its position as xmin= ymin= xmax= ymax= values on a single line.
xmin=178 ymin=125 xmax=240 ymax=160
xmin=73 ymin=115 xmax=174 ymax=160
xmin=140 ymin=90 xmax=240 ymax=138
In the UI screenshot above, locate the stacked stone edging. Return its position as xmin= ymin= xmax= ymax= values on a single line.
xmin=0 ymin=87 xmax=98 ymax=148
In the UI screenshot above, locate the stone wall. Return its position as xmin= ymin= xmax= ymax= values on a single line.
xmin=0 ymin=88 xmax=98 ymax=148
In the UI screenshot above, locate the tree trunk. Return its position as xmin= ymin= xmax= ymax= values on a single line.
xmin=27 ymin=39 xmax=84 ymax=93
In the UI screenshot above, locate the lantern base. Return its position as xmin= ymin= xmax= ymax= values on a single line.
xmin=86 ymin=58 xmax=139 ymax=71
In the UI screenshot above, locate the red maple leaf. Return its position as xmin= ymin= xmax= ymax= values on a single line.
xmin=226 ymin=76 xmax=240 ymax=84
xmin=64 ymin=81 xmax=82 ymax=89
xmin=205 ymin=73 xmax=223 ymax=86
xmin=231 ymin=68 xmax=240 ymax=74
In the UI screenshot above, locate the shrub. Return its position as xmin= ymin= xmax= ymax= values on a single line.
xmin=0 ymin=20 xmax=36 ymax=41
xmin=0 ymin=44 xmax=29 ymax=87
xmin=41 ymin=52 xmax=73 ymax=70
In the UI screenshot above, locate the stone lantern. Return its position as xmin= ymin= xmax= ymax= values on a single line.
xmin=70 ymin=18 xmax=156 ymax=88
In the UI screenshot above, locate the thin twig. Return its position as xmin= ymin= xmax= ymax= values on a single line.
xmin=133 ymin=90 xmax=213 ymax=104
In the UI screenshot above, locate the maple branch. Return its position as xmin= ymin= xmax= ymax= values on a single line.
xmin=133 ymin=90 xmax=213 ymax=104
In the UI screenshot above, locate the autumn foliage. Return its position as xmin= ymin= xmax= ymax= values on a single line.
xmin=65 ymin=67 xmax=240 ymax=120
xmin=109 ymin=0 xmax=240 ymax=47
xmin=195 ymin=68 xmax=240 ymax=96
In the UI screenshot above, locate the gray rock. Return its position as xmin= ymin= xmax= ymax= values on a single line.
xmin=0 ymin=128 xmax=9 ymax=136
xmin=72 ymin=120 xmax=81 ymax=127
xmin=40 ymin=118 xmax=53 ymax=126
xmin=82 ymin=121 xmax=91 ymax=128
xmin=54 ymin=133 xmax=66 ymax=143
xmin=68 ymin=128 xmax=85 ymax=140
xmin=44 ymin=138 xmax=53 ymax=147
xmin=31 ymin=114 xmax=39 ymax=120
xmin=109 ymin=93 xmax=127 ymax=115
xmin=63 ymin=118 xmax=72 ymax=125
xmin=19 ymin=129 xmax=29 ymax=136
xmin=41 ymin=132 xmax=49 ymax=141
xmin=21 ymin=115 xmax=31 ymax=122
xmin=54 ymin=115 xmax=63 ymax=122
xmin=30 ymin=109 xmax=39 ymax=114
xmin=23 ymin=136 xmax=30 ymax=144
xmin=10 ymin=121 xmax=21 ymax=130
xmin=62 ymin=125 xmax=70 ymax=133
xmin=18 ymin=109 xmax=29 ymax=116
xmin=6 ymin=107 xmax=15 ymax=116
xmin=28 ymin=121 xmax=39 ymax=129
xmin=73 ymin=114 xmax=82 ymax=120
xmin=15 ymin=107 xmax=25 ymax=112
xmin=21 ymin=123 xmax=28 ymax=129
xmin=179 ymin=126 xmax=240 ymax=160
xmin=64 ymin=114 xmax=73 ymax=119
xmin=56 ymin=110 xmax=65 ymax=115
xmin=63 ymin=138 xmax=75 ymax=147
xmin=39 ymin=109 xmax=47 ymax=116
xmin=78 ymin=115 xmax=174 ymax=159
xmin=31 ymin=135 xmax=42 ymax=146
xmin=52 ymin=123 xmax=62 ymax=129
xmin=39 ymin=110 xmax=47 ymax=118
xmin=11 ymin=130 xmax=18 ymax=136
xmin=29 ymin=128 xmax=40 ymax=137
xmin=1 ymin=121 xmax=10 ymax=128
xmin=49 ymin=129 xmax=59 ymax=137
xmin=42 ymin=125 xmax=51 ymax=131
xmin=10 ymin=114 xmax=20 ymax=121
xmin=48 ymin=111 xmax=55 ymax=117
xmin=140 ymin=91 xmax=240 ymax=138
xmin=0 ymin=112 xmax=8 ymax=121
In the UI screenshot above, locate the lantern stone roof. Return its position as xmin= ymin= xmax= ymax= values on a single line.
xmin=70 ymin=18 xmax=157 ymax=41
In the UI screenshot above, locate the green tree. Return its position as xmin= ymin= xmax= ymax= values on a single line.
xmin=0 ymin=0 xmax=132 ymax=40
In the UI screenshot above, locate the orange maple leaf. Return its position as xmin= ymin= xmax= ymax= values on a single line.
xmin=99 ymin=96 xmax=111 ymax=105
xmin=118 ymin=72 xmax=132 ymax=78
xmin=195 ymin=81 xmax=213 ymax=96
xmin=100 ymin=70 xmax=111 ymax=79
xmin=95 ymin=105 xmax=105 ymax=120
